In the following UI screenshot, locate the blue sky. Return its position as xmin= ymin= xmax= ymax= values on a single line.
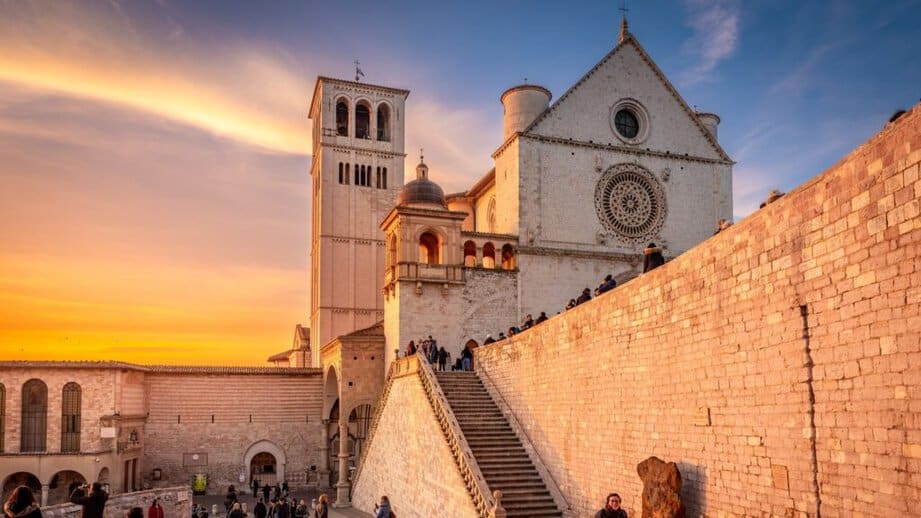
xmin=0 ymin=0 xmax=918 ymax=363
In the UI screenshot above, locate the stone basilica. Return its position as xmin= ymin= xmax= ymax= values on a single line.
xmin=306 ymin=20 xmax=732 ymax=372
xmin=5 ymin=17 xmax=914 ymax=518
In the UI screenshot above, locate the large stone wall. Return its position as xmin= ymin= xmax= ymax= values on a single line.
xmin=474 ymin=106 xmax=921 ymax=516
xmin=352 ymin=364 xmax=478 ymax=518
xmin=143 ymin=370 xmax=324 ymax=494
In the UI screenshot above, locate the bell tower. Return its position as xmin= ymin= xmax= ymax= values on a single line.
xmin=307 ymin=77 xmax=410 ymax=367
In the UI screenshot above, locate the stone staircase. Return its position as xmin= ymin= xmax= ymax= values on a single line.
xmin=435 ymin=371 xmax=563 ymax=518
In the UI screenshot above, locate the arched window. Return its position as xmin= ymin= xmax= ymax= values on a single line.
xmin=355 ymin=102 xmax=371 ymax=139
xmin=463 ymin=241 xmax=477 ymax=267
xmin=354 ymin=163 xmax=359 ymax=185
xmin=482 ymin=242 xmax=496 ymax=269
xmin=382 ymin=167 xmax=388 ymax=189
xmin=419 ymin=232 xmax=440 ymax=265
xmin=386 ymin=234 xmax=398 ymax=268
xmin=339 ymin=162 xmax=349 ymax=185
xmin=501 ymin=244 xmax=516 ymax=270
xmin=376 ymin=167 xmax=381 ymax=188
xmin=0 ymin=383 xmax=5 ymax=453
xmin=335 ymin=100 xmax=349 ymax=136
xmin=21 ymin=379 xmax=47 ymax=452
xmin=487 ymin=197 xmax=497 ymax=233
xmin=376 ymin=104 xmax=390 ymax=141
xmin=61 ymin=382 xmax=81 ymax=453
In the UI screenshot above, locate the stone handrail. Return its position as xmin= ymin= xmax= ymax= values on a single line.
xmin=416 ymin=357 xmax=494 ymax=517
xmin=478 ymin=367 xmax=573 ymax=515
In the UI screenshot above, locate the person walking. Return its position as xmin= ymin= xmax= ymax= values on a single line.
xmin=251 ymin=478 xmax=260 ymax=498
xmin=253 ymin=498 xmax=268 ymax=518
xmin=228 ymin=502 xmax=245 ymax=518
xmin=293 ymin=499 xmax=308 ymax=518
xmin=69 ymin=482 xmax=108 ymax=518
xmin=461 ymin=345 xmax=473 ymax=371
xmin=3 ymin=485 xmax=42 ymax=518
xmin=313 ymin=495 xmax=329 ymax=518
xmin=437 ymin=346 xmax=448 ymax=371
xmin=373 ymin=496 xmax=391 ymax=518
xmin=147 ymin=498 xmax=164 ymax=518
xmin=594 ymin=493 xmax=627 ymax=518
xmin=261 ymin=483 xmax=270 ymax=503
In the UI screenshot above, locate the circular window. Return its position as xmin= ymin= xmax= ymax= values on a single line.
xmin=594 ymin=164 xmax=666 ymax=241
xmin=614 ymin=110 xmax=639 ymax=139
xmin=610 ymin=99 xmax=649 ymax=144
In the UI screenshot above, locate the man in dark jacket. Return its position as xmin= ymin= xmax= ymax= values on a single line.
xmin=253 ymin=498 xmax=268 ymax=518
xmin=70 ymin=482 xmax=108 ymax=518
xmin=576 ymin=288 xmax=592 ymax=305
xmin=643 ymin=243 xmax=665 ymax=273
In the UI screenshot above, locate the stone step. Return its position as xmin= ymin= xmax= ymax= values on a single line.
xmin=433 ymin=369 xmax=562 ymax=517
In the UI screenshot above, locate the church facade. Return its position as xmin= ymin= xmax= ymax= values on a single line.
xmin=309 ymin=21 xmax=733 ymax=374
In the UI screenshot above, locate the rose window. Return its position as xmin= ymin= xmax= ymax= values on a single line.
xmin=594 ymin=164 xmax=666 ymax=241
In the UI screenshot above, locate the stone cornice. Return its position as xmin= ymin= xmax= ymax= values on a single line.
xmin=460 ymin=231 xmax=519 ymax=240
xmin=0 ymin=361 xmax=321 ymax=375
xmin=518 ymin=133 xmax=733 ymax=165
xmin=322 ymin=143 xmax=407 ymax=158
xmin=518 ymin=245 xmax=642 ymax=264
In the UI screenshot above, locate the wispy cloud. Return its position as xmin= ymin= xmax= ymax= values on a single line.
xmin=0 ymin=1 xmax=311 ymax=155
xmin=768 ymin=43 xmax=837 ymax=97
xmin=679 ymin=0 xmax=740 ymax=86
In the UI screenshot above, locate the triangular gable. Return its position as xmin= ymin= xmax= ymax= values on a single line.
xmin=523 ymin=34 xmax=731 ymax=162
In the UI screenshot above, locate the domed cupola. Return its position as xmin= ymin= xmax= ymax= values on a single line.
xmin=396 ymin=153 xmax=446 ymax=208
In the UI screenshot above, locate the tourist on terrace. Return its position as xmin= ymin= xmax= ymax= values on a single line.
xmin=406 ymin=340 xmax=416 ymax=356
xmin=3 ymin=485 xmax=41 ymax=518
xmin=522 ymin=314 xmax=534 ymax=329
xmin=70 ymin=482 xmax=108 ymax=518
xmin=483 ymin=334 xmax=495 ymax=345
xmin=594 ymin=493 xmax=627 ymax=518
xmin=566 ymin=298 xmax=577 ymax=310
xmin=536 ymin=311 xmax=548 ymax=324
xmin=497 ymin=332 xmax=507 ymax=340
xmin=373 ymin=496 xmax=391 ymax=518
xmin=576 ymin=287 xmax=592 ymax=305
xmin=147 ymin=498 xmax=164 ymax=518
xmin=643 ymin=243 xmax=665 ymax=273
xmin=598 ymin=274 xmax=617 ymax=294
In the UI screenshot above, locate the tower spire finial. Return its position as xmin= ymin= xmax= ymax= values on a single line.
xmin=618 ymin=1 xmax=630 ymax=45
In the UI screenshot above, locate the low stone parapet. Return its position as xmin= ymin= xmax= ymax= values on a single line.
xmin=41 ymin=486 xmax=192 ymax=518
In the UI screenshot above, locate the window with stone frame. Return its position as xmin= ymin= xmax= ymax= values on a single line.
xmin=21 ymin=379 xmax=47 ymax=452
xmin=355 ymin=102 xmax=371 ymax=139
xmin=61 ymin=382 xmax=82 ymax=453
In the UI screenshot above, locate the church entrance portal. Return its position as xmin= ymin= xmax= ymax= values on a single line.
xmin=250 ymin=452 xmax=278 ymax=486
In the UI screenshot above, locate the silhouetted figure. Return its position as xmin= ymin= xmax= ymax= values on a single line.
xmin=643 ymin=243 xmax=665 ymax=273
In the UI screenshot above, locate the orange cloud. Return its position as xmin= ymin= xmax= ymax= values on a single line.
xmin=0 ymin=2 xmax=310 ymax=155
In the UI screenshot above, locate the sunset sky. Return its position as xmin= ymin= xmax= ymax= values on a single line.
xmin=1 ymin=0 xmax=919 ymax=365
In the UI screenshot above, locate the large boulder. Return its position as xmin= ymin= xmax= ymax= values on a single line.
xmin=637 ymin=456 xmax=685 ymax=518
